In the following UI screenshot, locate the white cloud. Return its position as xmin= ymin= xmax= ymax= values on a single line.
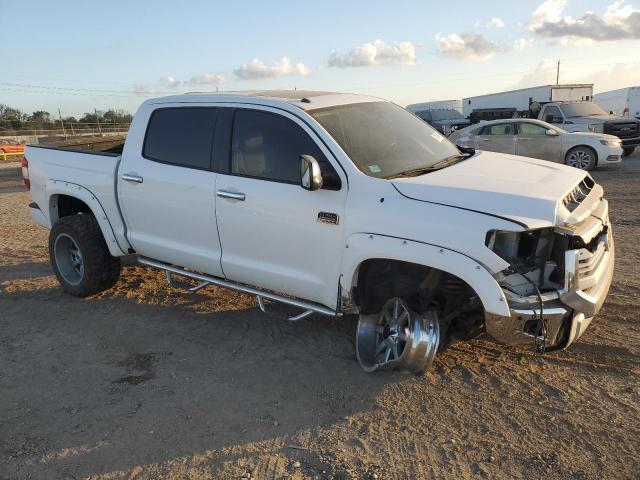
xmin=233 ymin=57 xmax=310 ymax=80
xmin=474 ymin=17 xmax=506 ymax=28
xmin=189 ymin=73 xmax=225 ymax=85
xmin=435 ymin=33 xmax=502 ymax=61
xmin=328 ymin=39 xmax=419 ymax=68
xmin=159 ymin=76 xmax=180 ymax=88
xmin=527 ymin=0 xmax=640 ymax=44
xmin=513 ymin=38 xmax=533 ymax=50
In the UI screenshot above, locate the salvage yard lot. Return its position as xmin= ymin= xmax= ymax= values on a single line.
xmin=1 ymin=156 xmax=639 ymax=480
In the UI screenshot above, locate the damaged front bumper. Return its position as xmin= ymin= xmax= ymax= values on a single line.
xmin=485 ymin=224 xmax=614 ymax=350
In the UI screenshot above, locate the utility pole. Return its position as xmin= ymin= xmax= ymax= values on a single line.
xmin=95 ymin=108 xmax=102 ymax=135
xmin=58 ymin=108 xmax=67 ymax=137
xmin=556 ymin=60 xmax=560 ymax=85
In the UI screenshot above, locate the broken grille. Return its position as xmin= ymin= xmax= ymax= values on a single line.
xmin=562 ymin=177 xmax=595 ymax=213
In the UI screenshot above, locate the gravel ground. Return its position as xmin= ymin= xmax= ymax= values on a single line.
xmin=1 ymin=155 xmax=639 ymax=480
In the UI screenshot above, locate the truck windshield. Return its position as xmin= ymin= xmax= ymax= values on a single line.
xmin=561 ymin=103 xmax=608 ymax=117
xmin=310 ymin=102 xmax=461 ymax=179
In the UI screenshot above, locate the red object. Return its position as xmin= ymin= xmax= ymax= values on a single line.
xmin=21 ymin=157 xmax=30 ymax=190
xmin=0 ymin=144 xmax=25 ymax=153
xmin=623 ymin=107 xmax=630 ymax=117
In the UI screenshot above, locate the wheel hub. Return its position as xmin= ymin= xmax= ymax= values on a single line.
xmin=53 ymin=233 xmax=84 ymax=286
xmin=356 ymin=297 xmax=440 ymax=374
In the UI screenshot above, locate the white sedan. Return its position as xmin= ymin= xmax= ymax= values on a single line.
xmin=449 ymin=118 xmax=623 ymax=170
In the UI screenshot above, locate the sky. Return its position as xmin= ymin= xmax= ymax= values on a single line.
xmin=2 ymin=0 xmax=640 ymax=117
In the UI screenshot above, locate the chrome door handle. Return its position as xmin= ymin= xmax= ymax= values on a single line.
xmin=216 ymin=190 xmax=246 ymax=201
xmin=121 ymin=173 xmax=144 ymax=184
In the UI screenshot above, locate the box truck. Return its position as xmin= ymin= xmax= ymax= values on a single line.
xmin=595 ymin=86 xmax=640 ymax=119
xmin=462 ymin=84 xmax=594 ymax=118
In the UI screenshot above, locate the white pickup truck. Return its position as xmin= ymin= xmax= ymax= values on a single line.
xmin=24 ymin=91 xmax=615 ymax=374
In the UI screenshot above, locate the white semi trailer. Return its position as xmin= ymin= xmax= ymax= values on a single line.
xmin=595 ymin=86 xmax=640 ymax=119
xmin=406 ymin=99 xmax=463 ymax=114
xmin=462 ymin=84 xmax=594 ymax=118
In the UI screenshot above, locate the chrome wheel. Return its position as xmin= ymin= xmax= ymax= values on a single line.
xmin=356 ymin=298 xmax=440 ymax=374
xmin=375 ymin=298 xmax=410 ymax=363
xmin=53 ymin=233 xmax=84 ymax=285
xmin=566 ymin=148 xmax=594 ymax=170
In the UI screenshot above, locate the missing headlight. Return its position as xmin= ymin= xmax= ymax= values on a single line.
xmin=487 ymin=228 xmax=562 ymax=293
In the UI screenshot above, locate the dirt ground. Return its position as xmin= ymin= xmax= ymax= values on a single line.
xmin=1 ymin=155 xmax=639 ymax=480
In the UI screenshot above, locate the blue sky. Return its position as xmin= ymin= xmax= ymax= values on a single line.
xmin=2 ymin=0 xmax=640 ymax=116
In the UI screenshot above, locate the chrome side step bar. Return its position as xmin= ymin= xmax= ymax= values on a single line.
xmin=137 ymin=257 xmax=339 ymax=321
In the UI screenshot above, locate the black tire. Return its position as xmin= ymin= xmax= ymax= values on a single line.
xmin=49 ymin=214 xmax=121 ymax=297
xmin=565 ymin=146 xmax=597 ymax=171
xmin=623 ymin=147 xmax=635 ymax=157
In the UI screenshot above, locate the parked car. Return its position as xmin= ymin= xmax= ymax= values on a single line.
xmin=407 ymin=108 xmax=470 ymax=135
xmin=537 ymin=101 xmax=640 ymax=157
xmin=23 ymin=91 xmax=614 ymax=374
xmin=449 ymin=118 xmax=623 ymax=170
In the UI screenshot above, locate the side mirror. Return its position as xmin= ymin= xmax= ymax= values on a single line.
xmin=546 ymin=129 xmax=559 ymax=136
xmin=544 ymin=114 xmax=554 ymax=123
xmin=300 ymin=155 xmax=323 ymax=191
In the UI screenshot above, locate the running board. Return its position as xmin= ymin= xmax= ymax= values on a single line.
xmin=137 ymin=257 xmax=339 ymax=321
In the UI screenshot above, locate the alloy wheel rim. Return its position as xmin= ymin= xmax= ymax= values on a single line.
xmin=374 ymin=298 xmax=410 ymax=363
xmin=54 ymin=233 xmax=84 ymax=285
xmin=567 ymin=150 xmax=592 ymax=169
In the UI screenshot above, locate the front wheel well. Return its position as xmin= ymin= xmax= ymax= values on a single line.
xmin=352 ymin=259 xmax=485 ymax=348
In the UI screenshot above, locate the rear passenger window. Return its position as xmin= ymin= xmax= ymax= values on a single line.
xmin=231 ymin=109 xmax=331 ymax=184
xmin=143 ymin=108 xmax=217 ymax=169
xmin=480 ymin=123 xmax=512 ymax=135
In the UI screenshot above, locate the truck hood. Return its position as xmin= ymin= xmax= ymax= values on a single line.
xmin=565 ymin=114 xmax=630 ymax=124
xmin=391 ymin=151 xmax=586 ymax=229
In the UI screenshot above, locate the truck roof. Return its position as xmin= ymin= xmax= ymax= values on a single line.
xmin=143 ymin=90 xmax=382 ymax=111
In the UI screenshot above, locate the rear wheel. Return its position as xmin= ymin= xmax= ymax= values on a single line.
xmin=49 ymin=214 xmax=121 ymax=297
xmin=565 ymin=146 xmax=597 ymax=170
xmin=623 ymin=146 xmax=636 ymax=157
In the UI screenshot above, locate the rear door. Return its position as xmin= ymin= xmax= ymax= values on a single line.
xmin=214 ymin=106 xmax=348 ymax=309
xmin=118 ymin=105 xmax=224 ymax=276
xmin=474 ymin=122 xmax=516 ymax=154
xmin=515 ymin=121 xmax=563 ymax=161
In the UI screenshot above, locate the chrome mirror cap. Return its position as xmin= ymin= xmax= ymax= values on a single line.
xmin=300 ymin=154 xmax=323 ymax=191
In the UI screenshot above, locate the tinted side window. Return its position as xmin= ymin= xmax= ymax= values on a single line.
xmin=143 ymin=108 xmax=217 ymax=169
xmin=480 ymin=123 xmax=512 ymax=135
xmin=232 ymin=109 xmax=339 ymax=188
xmin=518 ymin=123 xmax=548 ymax=135
xmin=544 ymin=106 xmax=563 ymax=123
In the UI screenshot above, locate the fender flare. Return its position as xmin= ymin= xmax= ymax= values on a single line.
xmin=340 ymin=233 xmax=510 ymax=317
xmin=47 ymin=179 xmax=127 ymax=257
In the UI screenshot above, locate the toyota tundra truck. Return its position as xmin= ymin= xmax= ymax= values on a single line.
xmin=23 ymin=91 xmax=615 ymax=374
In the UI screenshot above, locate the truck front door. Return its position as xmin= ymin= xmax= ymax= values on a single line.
xmin=118 ymin=106 xmax=224 ymax=277
xmin=214 ymin=107 xmax=347 ymax=309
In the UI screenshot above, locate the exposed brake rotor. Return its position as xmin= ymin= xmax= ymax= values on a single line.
xmin=356 ymin=297 xmax=440 ymax=374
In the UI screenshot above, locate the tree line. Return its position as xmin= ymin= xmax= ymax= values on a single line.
xmin=0 ymin=104 xmax=132 ymax=135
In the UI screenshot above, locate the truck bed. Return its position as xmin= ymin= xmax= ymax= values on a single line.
xmin=25 ymin=144 xmax=130 ymax=256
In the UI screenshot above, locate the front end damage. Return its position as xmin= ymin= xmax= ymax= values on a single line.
xmin=485 ymin=177 xmax=614 ymax=350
